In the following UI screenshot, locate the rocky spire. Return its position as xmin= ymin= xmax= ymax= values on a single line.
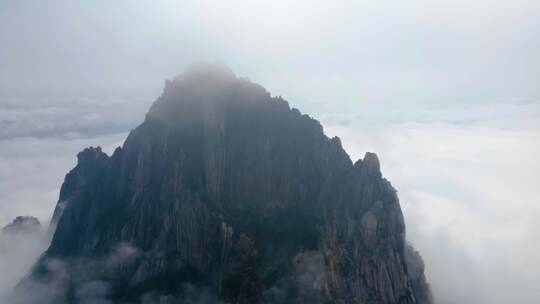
xmin=48 ymin=146 xmax=110 ymax=233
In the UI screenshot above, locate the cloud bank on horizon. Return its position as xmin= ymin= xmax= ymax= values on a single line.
xmin=0 ymin=1 xmax=539 ymax=303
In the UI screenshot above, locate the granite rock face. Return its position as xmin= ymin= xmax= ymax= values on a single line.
xmin=22 ymin=64 xmax=432 ymax=303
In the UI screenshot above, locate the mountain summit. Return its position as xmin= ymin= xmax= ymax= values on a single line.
xmin=17 ymin=65 xmax=432 ymax=304
xmin=2 ymin=216 xmax=41 ymax=235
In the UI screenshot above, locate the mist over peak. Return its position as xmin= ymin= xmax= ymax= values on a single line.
xmin=0 ymin=216 xmax=48 ymax=302
xmin=146 ymin=64 xmax=283 ymax=127
xmin=174 ymin=63 xmax=237 ymax=83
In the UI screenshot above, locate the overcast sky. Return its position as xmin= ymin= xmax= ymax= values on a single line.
xmin=1 ymin=1 xmax=539 ymax=303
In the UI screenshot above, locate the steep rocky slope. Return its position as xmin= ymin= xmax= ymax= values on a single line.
xmin=18 ymin=65 xmax=431 ymax=304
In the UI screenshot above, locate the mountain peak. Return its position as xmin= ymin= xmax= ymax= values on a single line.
xmin=2 ymin=216 xmax=41 ymax=235
xmin=353 ymin=151 xmax=382 ymax=178
xmin=21 ymin=66 xmax=432 ymax=304
xmin=76 ymin=146 xmax=107 ymax=164
xmin=363 ymin=151 xmax=381 ymax=175
xmin=147 ymin=64 xmax=270 ymax=125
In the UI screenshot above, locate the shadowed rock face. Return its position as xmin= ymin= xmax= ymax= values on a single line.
xmin=20 ymin=64 xmax=432 ymax=304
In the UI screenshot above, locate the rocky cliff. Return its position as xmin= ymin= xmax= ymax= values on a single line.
xmin=18 ymin=64 xmax=432 ymax=304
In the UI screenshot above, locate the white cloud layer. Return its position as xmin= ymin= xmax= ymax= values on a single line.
xmin=0 ymin=228 xmax=49 ymax=302
xmin=0 ymin=96 xmax=150 ymax=140
xmin=0 ymin=133 xmax=127 ymax=227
